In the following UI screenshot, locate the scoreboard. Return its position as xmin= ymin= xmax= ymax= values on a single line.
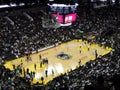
xmin=48 ymin=3 xmax=78 ymax=26
xmin=52 ymin=13 xmax=76 ymax=23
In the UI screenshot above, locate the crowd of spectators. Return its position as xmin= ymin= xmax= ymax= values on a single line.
xmin=0 ymin=64 xmax=32 ymax=89
xmin=0 ymin=5 xmax=120 ymax=90
xmin=0 ymin=9 xmax=78 ymax=62
xmin=46 ymin=6 xmax=120 ymax=90
xmin=47 ymin=35 xmax=120 ymax=90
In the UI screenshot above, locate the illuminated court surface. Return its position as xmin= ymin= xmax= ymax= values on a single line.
xmin=4 ymin=40 xmax=112 ymax=84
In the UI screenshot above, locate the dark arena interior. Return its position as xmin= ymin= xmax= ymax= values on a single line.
xmin=0 ymin=0 xmax=120 ymax=90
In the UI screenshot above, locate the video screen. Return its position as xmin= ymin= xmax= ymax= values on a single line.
xmin=65 ymin=13 xmax=77 ymax=23
xmin=52 ymin=14 xmax=64 ymax=23
xmin=52 ymin=13 xmax=77 ymax=24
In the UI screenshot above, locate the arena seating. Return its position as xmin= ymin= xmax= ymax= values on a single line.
xmin=0 ymin=5 xmax=120 ymax=90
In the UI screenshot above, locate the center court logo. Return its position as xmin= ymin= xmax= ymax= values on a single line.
xmin=56 ymin=52 xmax=72 ymax=60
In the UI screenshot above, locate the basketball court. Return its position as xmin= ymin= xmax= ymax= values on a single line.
xmin=4 ymin=39 xmax=112 ymax=84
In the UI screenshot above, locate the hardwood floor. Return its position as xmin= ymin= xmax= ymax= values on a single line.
xmin=4 ymin=39 xmax=112 ymax=84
